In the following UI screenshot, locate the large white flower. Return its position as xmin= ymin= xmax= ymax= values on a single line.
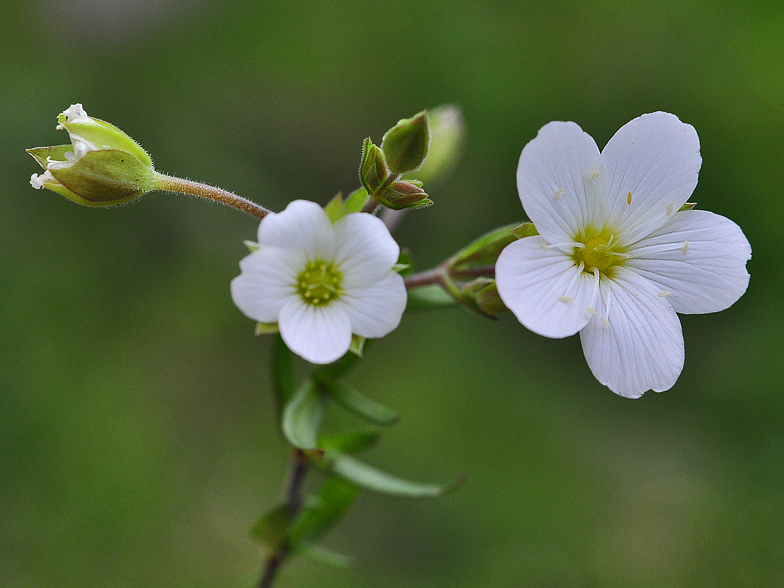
xmin=496 ymin=112 xmax=751 ymax=398
xmin=231 ymin=200 xmax=407 ymax=364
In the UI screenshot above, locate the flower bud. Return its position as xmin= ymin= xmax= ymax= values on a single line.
xmin=377 ymin=179 xmax=432 ymax=210
xmin=28 ymin=104 xmax=156 ymax=206
xmin=359 ymin=138 xmax=390 ymax=195
xmin=381 ymin=110 xmax=430 ymax=174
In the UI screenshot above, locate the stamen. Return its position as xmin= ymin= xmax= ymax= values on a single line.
xmin=658 ymin=290 xmax=672 ymax=297
xmin=586 ymin=306 xmax=598 ymax=316
xmin=554 ymin=188 xmax=563 ymax=200
xmin=587 ymin=170 xmax=600 ymax=181
xmin=627 ymin=191 xmax=632 ymax=205
xmin=559 ymin=295 xmax=573 ymax=303
xmin=665 ymin=202 xmax=675 ymax=216
xmin=539 ymin=242 xmax=549 ymax=252
xmin=600 ymin=317 xmax=611 ymax=327
xmin=558 ymin=261 xmax=584 ymax=304
xmin=682 ymin=240 xmax=689 ymax=254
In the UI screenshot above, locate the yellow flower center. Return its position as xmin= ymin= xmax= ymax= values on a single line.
xmin=574 ymin=228 xmax=626 ymax=274
xmin=296 ymin=260 xmax=344 ymax=306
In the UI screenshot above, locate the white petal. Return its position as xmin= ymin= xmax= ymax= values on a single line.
xmin=278 ymin=298 xmax=353 ymax=364
xmin=333 ymin=212 xmax=400 ymax=289
xmin=516 ymin=121 xmax=603 ymax=245
xmin=257 ymin=200 xmax=337 ymax=260
xmin=579 ymin=267 xmax=684 ymax=398
xmin=625 ymin=209 xmax=751 ymax=314
xmin=339 ymin=271 xmax=407 ymax=338
xmin=601 ymin=112 xmax=701 ymax=243
xmin=496 ymin=236 xmax=597 ymax=338
xmin=230 ymin=249 xmax=300 ymax=323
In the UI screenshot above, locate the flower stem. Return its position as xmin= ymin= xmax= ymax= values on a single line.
xmin=404 ymin=266 xmax=447 ymax=290
xmin=154 ymin=173 xmax=272 ymax=220
xmin=257 ymin=449 xmax=310 ymax=588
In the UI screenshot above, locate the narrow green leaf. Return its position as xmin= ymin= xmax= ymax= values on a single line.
xmin=345 ymin=187 xmax=369 ymax=213
xmin=331 ymin=454 xmax=461 ymax=498
xmin=302 ymin=545 xmax=354 ymax=568
xmin=271 ymin=334 xmax=297 ymax=420
xmin=448 ymin=223 xmax=520 ymax=273
xmin=324 ymin=380 xmax=399 ymax=426
xmin=319 ymin=427 xmax=380 ymax=454
xmin=282 ymin=380 xmax=326 ymax=450
xmin=249 ymin=503 xmax=297 ymax=549
xmin=406 ymin=284 xmax=456 ymax=312
xmin=289 ymin=476 xmax=361 ymax=548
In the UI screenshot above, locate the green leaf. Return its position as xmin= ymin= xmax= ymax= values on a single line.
xmin=323 ymin=380 xmax=399 ymax=426
xmin=302 ymin=545 xmax=354 ymax=568
xmin=448 ymin=223 xmax=520 ymax=274
xmin=406 ymin=284 xmax=456 ymax=312
xmin=282 ymin=380 xmax=326 ymax=450
xmin=330 ymin=454 xmax=461 ymax=498
xmin=249 ymin=503 xmax=297 ymax=549
xmin=319 ymin=427 xmax=380 ymax=454
xmin=271 ymin=334 xmax=298 ymax=419
xmin=324 ymin=193 xmax=347 ymax=223
xmin=289 ymin=476 xmax=361 ymax=548
xmin=345 ymin=187 xmax=369 ymax=213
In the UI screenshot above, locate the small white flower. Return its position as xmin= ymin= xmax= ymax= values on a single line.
xmin=231 ymin=200 xmax=407 ymax=364
xmin=496 ymin=112 xmax=751 ymax=398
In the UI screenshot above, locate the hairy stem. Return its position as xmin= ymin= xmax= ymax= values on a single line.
xmin=257 ymin=449 xmax=310 ymax=588
xmin=154 ymin=173 xmax=272 ymax=220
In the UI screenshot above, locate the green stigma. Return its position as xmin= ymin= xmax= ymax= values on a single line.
xmin=296 ymin=259 xmax=344 ymax=306
xmin=574 ymin=228 xmax=626 ymax=274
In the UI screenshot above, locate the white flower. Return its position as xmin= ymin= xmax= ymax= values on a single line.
xmin=231 ymin=200 xmax=407 ymax=364
xmin=496 ymin=112 xmax=751 ymax=398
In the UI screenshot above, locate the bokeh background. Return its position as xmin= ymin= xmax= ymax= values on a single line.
xmin=2 ymin=0 xmax=782 ymax=586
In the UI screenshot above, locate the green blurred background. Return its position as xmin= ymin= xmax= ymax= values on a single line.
xmin=2 ymin=0 xmax=782 ymax=586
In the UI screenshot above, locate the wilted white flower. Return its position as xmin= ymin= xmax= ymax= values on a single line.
xmin=231 ymin=200 xmax=407 ymax=364
xmin=496 ymin=112 xmax=751 ymax=398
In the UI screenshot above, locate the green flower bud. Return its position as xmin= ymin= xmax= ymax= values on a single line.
xmin=28 ymin=104 xmax=156 ymax=206
xmin=381 ymin=110 xmax=430 ymax=174
xmin=359 ymin=138 xmax=390 ymax=194
xmin=377 ymin=179 xmax=432 ymax=210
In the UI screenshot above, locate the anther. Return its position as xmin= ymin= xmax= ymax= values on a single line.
xmin=586 ymin=306 xmax=598 ymax=316
xmin=682 ymin=241 xmax=689 ymax=254
xmin=559 ymin=295 xmax=573 ymax=303
xmin=588 ymin=170 xmax=600 ymax=181
xmin=665 ymin=202 xmax=674 ymax=216
xmin=554 ymin=188 xmax=563 ymax=200
xmin=539 ymin=242 xmax=549 ymax=252
xmin=658 ymin=290 xmax=672 ymax=297
xmin=627 ymin=191 xmax=632 ymax=205
xmin=600 ymin=317 xmax=611 ymax=327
